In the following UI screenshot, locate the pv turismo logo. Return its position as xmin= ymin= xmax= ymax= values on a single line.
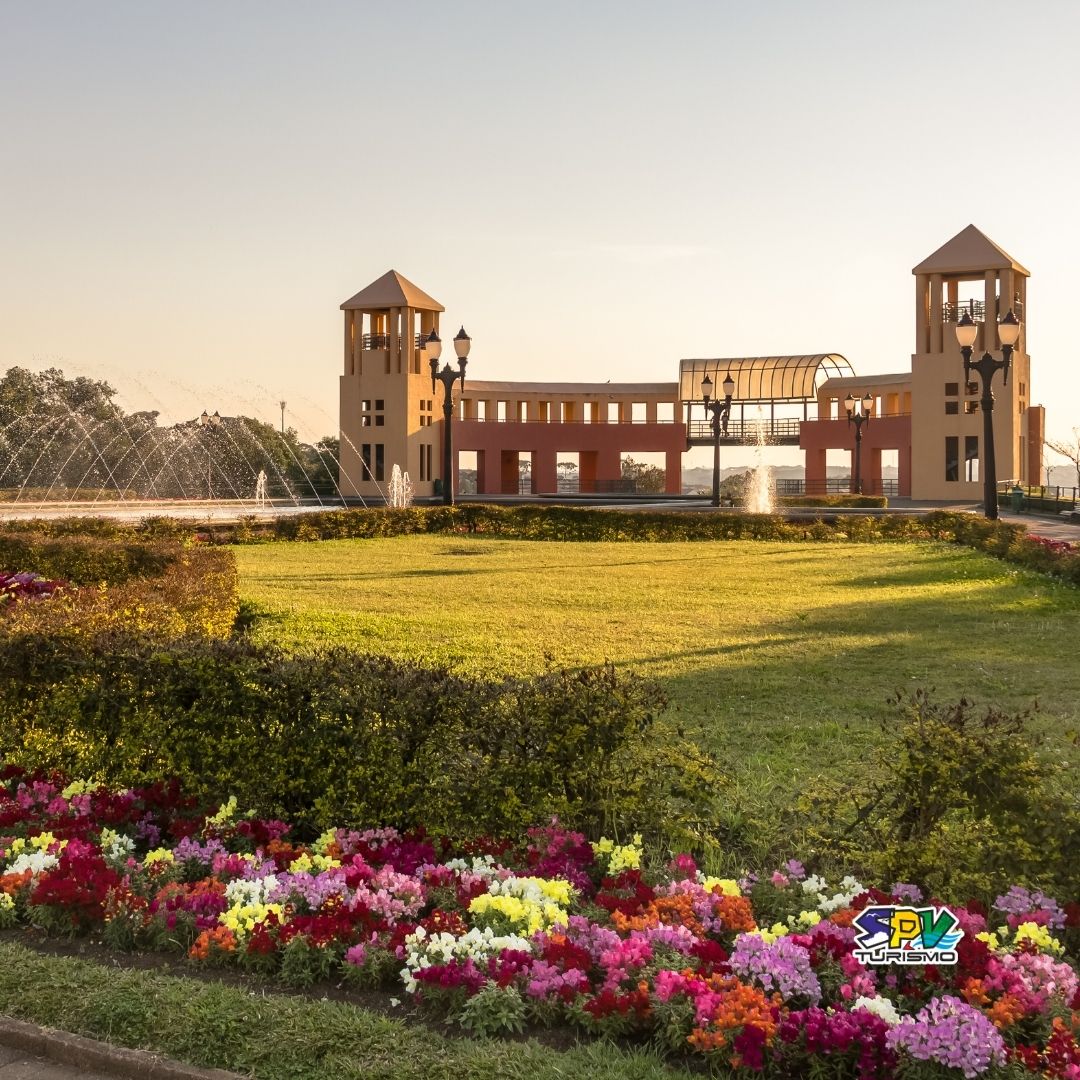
xmin=851 ymin=905 xmax=963 ymax=965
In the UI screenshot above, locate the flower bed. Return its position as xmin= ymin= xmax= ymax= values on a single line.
xmin=2 ymin=768 xmax=1078 ymax=1078
xmin=0 ymin=569 xmax=65 ymax=607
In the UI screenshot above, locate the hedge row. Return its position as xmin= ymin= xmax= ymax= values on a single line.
xmin=0 ymin=633 xmax=721 ymax=844
xmin=5 ymin=506 xmax=1078 ymax=585
xmin=0 ymin=530 xmax=178 ymax=585
xmin=0 ymin=529 xmax=238 ymax=641
xmin=775 ymin=494 xmax=888 ymax=508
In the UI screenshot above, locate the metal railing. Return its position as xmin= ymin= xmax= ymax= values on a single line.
xmin=941 ymin=298 xmax=1024 ymax=324
xmin=685 ymin=417 xmax=803 ymax=443
xmin=996 ymin=482 xmax=1078 ymax=513
xmin=775 ymin=478 xmax=899 ymax=497
xmin=458 ymin=416 xmax=681 ymax=425
xmin=361 ymin=334 xmax=430 ymax=350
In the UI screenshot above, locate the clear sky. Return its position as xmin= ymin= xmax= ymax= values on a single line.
xmin=3 ymin=1 xmax=1079 ymax=468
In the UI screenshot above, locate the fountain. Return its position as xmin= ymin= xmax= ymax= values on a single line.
xmin=744 ymin=406 xmax=775 ymax=514
xmin=387 ymin=464 xmax=413 ymax=508
xmin=0 ymin=365 xmax=361 ymax=521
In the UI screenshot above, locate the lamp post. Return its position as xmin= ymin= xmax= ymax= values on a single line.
xmin=844 ymin=392 xmax=874 ymax=495
xmin=427 ymin=326 xmax=471 ymax=506
xmin=701 ymin=372 xmax=735 ymax=507
xmin=279 ymin=400 xmax=286 ymax=435
xmin=197 ymin=409 xmax=222 ymax=499
xmin=955 ymin=309 xmax=1021 ymax=520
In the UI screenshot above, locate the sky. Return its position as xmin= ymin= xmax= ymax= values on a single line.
xmin=3 ymin=0 xmax=1080 ymax=470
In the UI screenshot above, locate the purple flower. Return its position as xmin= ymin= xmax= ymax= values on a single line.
xmin=886 ymin=995 xmax=1005 ymax=1078
xmin=993 ymin=885 xmax=1066 ymax=930
xmin=890 ymin=882 xmax=923 ymax=903
xmin=730 ymin=934 xmax=821 ymax=1005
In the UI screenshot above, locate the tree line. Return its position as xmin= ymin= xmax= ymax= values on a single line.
xmin=0 ymin=367 xmax=339 ymax=501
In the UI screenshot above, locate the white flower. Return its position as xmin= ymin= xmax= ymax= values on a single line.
xmin=224 ymin=874 xmax=279 ymax=907
xmin=6 ymin=851 xmax=58 ymax=877
xmin=854 ymin=995 xmax=901 ymax=1025
xmin=802 ymin=874 xmax=828 ymax=896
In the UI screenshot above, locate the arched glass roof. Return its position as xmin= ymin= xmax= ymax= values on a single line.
xmin=678 ymin=355 xmax=855 ymax=403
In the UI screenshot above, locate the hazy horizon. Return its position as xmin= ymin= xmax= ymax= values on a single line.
xmin=4 ymin=1 xmax=1079 ymax=473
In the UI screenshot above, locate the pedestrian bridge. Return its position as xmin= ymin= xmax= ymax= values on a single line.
xmin=680 ymin=354 xmax=854 ymax=447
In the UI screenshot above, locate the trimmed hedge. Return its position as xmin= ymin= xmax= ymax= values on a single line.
xmin=0 ymin=528 xmax=238 ymax=641
xmin=0 ymin=634 xmax=722 ymax=844
xmin=775 ymin=494 xmax=888 ymax=508
xmin=0 ymin=530 xmax=177 ymax=585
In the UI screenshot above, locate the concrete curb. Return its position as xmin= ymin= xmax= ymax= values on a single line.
xmin=0 ymin=1017 xmax=243 ymax=1079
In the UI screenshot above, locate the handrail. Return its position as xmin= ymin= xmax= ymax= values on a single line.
xmin=361 ymin=334 xmax=429 ymax=350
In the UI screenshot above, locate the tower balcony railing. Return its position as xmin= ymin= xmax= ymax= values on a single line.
xmin=685 ymin=417 xmax=803 ymax=443
xmin=361 ymin=333 xmax=431 ymax=350
xmin=941 ymin=298 xmax=1024 ymax=324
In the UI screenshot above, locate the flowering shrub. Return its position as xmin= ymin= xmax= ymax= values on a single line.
xmin=1 ymin=766 xmax=1078 ymax=1077
xmin=0 ymin=570 xmax=66 ymax=607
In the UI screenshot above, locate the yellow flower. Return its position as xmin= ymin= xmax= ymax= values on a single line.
xmin=592 ymin=836 xmax=643 ymax=874
xmin=206 ymin=796 xmax=238 ymax=829
xmin=975 ymin=931 xmax=1000 ymax=951
xmin=755 ymin=922 xmax=790 ymax=944
xmin=701 ymin=877 xmax=742 ymax=897
xmin=61 ymin=780 xmax=100 ymax=800
xmin=143 ymin=848 xmax=175 ymax=866
xmin=312 ymin=829 xmax=337 ymax=855
xmin=219 ymin=901 xmax=283 ymax=938
xmin=1013 ymin=921 xmax=1062 ymax=955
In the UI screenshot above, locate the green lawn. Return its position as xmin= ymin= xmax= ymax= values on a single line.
xmin=234 ymin=535 xmax=1080 ymax=805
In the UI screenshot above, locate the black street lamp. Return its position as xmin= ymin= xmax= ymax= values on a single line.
xmin=427 ymin=326 xmax=471 ymax=506
xmin=701 ymin=372 xmax=735 ymax=507
xmin=845 ymin=392 xmax=874 ymax=495
xmin=955 ymin=308 xmax=1021 ymax=520
xmin=197 ymin=410 xmax=222 ymax=499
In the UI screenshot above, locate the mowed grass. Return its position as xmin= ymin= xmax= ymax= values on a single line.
xmin=234 ymin=535 xmax=1080 ymax=813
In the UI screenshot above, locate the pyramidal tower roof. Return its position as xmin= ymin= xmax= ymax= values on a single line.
xmin=912 ymin=225 xmax=1028 ymax=276
xmin=340 ymin=270 xmax=444 ymax=312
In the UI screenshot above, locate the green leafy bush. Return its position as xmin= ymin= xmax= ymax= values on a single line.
xmin=0 ymin=547 xmax=238 ymax=640
xmin=0 ymin=530 xmax=178 ymax=585
xmin=8 ymin=508 xmax=1079 ymax=587
xmin=776 ymin=495 xmax=888 ymax=508
xmin=0 ymin=635 xmax=723 ymax=844
xmin=801 ymin=690 xmax=1080 ymax=901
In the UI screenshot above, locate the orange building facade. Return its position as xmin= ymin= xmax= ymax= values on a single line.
xmin=338 ymin=227 xmax=1044 ymax=501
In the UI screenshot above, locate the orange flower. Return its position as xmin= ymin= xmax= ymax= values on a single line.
xmin=687 ymin=976 xmax=780 ymax=1054
xmin=189 ymin=925 xmax=238 ymax=961
xmin=711 ymin=894 xmax=756 ymax=934
xmin=987 ymin=992 xmax=1026 ymax=1030
xmin=961 ymin=978 xmax=991 ymax=1006
xmin=0 ymin=869 xmax=32 ymax=896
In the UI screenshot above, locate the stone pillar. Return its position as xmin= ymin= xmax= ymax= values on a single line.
xmin=388 ymin=308 xmax=399 ymax=375
xmin=898 ymin=443 xmax=912 ymax=498
xmin=402 ymin=307 xmax=414 ymax=374
xmin=664 ymin=450 xmax=682 ymax=494
xmin=984 ymin=270 xmax=998 ymax=348
xmin=532 ymin=449 xmax=558 ymax=495
xmin=805 ymin=447 xmax=827 ymax=493
xmin=929 ymin=274 xmax=943 ymax=353
xmin=915 ymin=273 xmax=929 ymax=353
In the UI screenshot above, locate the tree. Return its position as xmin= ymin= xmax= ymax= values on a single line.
xmin=620 ymin=456 xmax=665 ymax=494
xmin=1045 ymin=429 xmax=1080 ymax=489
